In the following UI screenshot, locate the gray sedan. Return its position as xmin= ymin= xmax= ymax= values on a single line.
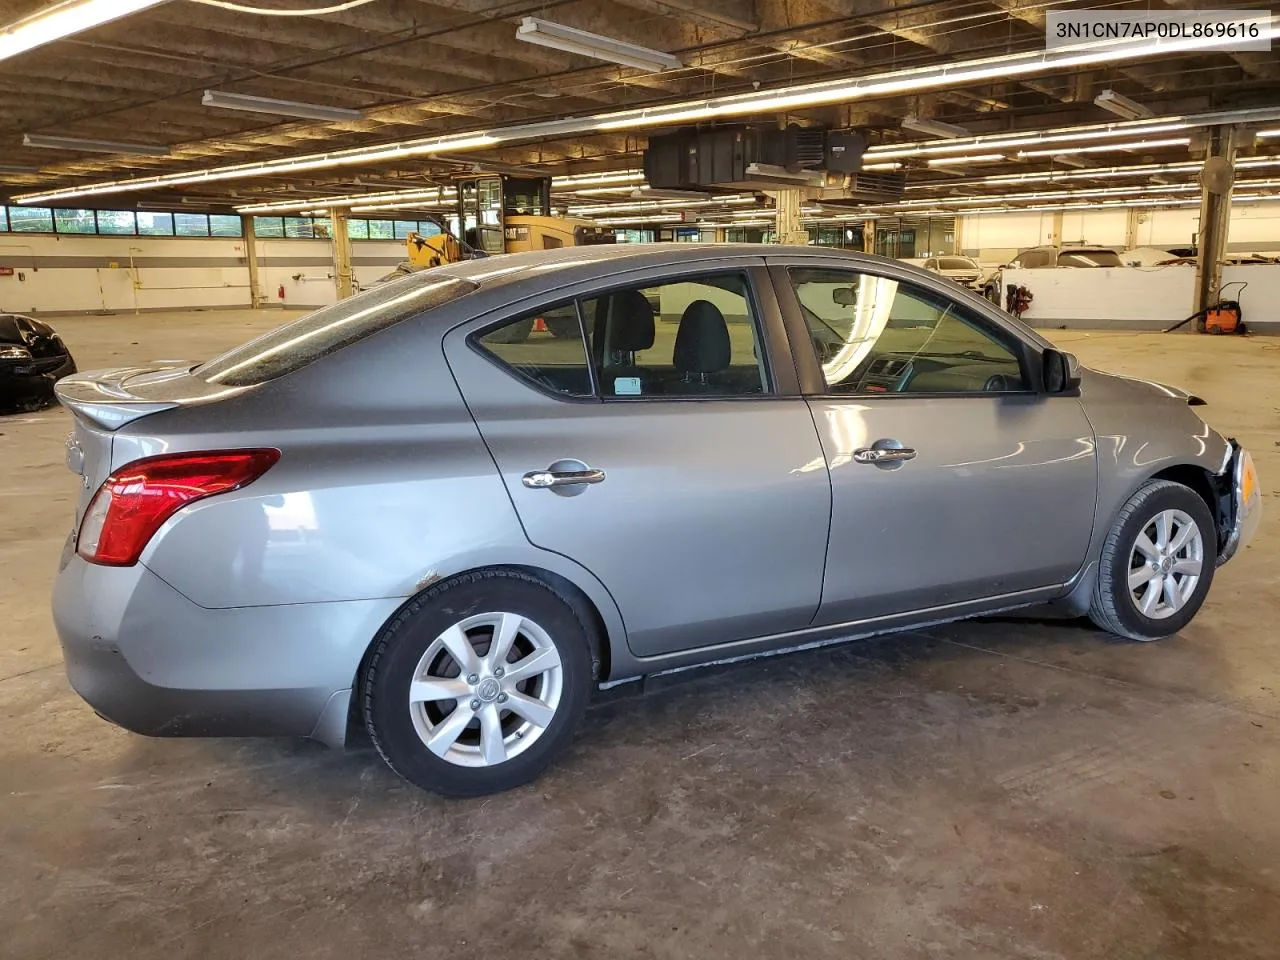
xmin=52 ymin=245 xmax=1260 ymax=797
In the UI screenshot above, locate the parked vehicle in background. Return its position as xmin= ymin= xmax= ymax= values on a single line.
xmin=1006 ymin=245 xmax=1125 ymax=269
xmin=51 ymin=245 xmax=1261 ymax=797
xmin=0 ymin=314 xmax=76 ymax=413
xmin=922 ymin=255 xmax=985 ymax=289
xmin=1122 ymin=246 xmax=1197 ymax=266
xmin=982 ymin=245 xmax=1126 ymax=301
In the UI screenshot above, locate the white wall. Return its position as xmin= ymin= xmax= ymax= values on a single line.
xmin=1003 ymin=262 xmax=1280 ymax=329
xmin=959 ymin=201 xmax=1280 ymax=263
xmin=0 ymin=233 xmax=405 ymax=315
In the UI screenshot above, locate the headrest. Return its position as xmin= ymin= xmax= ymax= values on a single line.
xmin=673 ymin=300 xmax=731 ymax=374
xmin=610 ymin=289 xmax=655 ymax=352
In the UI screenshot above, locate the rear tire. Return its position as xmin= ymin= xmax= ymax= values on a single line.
xmin=1089 ymin=480 xmax=1216 ymax=641
xmin=362 ymin=570 xmax=591 ymax=797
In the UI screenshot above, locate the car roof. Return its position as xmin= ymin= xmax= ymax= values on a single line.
xmin=430 ymin=243 xmax=901 ymax=288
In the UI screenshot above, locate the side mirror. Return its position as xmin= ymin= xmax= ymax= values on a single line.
xmin=1042 ymin=348 xmax=1081 ymax=393
xmin=832 ymin=287 xmax=857 ymax=306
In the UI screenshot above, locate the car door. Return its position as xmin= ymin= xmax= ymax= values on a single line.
xmin=770 ymin=259 xmax=1098 ymax=626
xmin=444 ymin=261 xmax=832 ymax=657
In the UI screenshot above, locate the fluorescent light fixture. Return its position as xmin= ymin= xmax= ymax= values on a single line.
xmin=516 ymin=17 xmax=681 ymax=72
xmin=19 ymin=26 xmax=1280 ymax=205
xmin=1052 ymin=154 xmax=1091 ymax=168
xmin=239 ymin=187 xmax=448 ymax=214
xmin=567 ymin=197 xmax=753 ymax=215
xmin=0 ymin=0 xmax=168 ymax=63
xmin=23 ymin=133 xmax=170 ymax=156
xmin=859 ymin=161 xmax=904 ymax=172
xmin=554 ymin=169 xmax=645 ymax=186
xmin=926 ymin=153 xmax=1006 ymax=167
xmin=1257 ymin=128 xmax=1280 ymax=139
xmin=1017 ymin=137 xmax=1189 ymax=158
xmin=1094 ymin=89 xmax=1154 ymax=120
xmin=901 ymin=115 xmax=971 ymax=139
xmin=202 ymin=90 xmax=363 ymax=122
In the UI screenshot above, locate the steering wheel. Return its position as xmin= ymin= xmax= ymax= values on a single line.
xmin=983 ymin=373 xmax=1019 ymax=392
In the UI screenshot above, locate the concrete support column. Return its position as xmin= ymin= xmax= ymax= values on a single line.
xmin=1049 ymin=210 xmax=1064 ymax=246
xmin=240 ymin=215 xmax=261 ymax=308
xmin=1194 ymin=125 xmax=1237 ymax=314
xmin=953 ymin=216 xmax=965 ymax=256
xmin=714 ymin=227 xmax=727 ymax=243
xmin=1124 ymin=208 xmax=1143 ymax=251
xmin=770 ymin=189 xmax=808 ymax=245
xmin=863 ymin=219 xmax=876 ymax=254
xmin=330 ymin=208 xmax=355 ymax=300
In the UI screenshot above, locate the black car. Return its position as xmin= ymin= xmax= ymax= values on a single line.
xmin=0 ymin=314 xmax=77 ymax=412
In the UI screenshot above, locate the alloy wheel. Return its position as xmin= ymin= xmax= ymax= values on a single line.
xmin=1127 ymin=508 xmax=1204 ymax=620
xmin=407 ymin=612 xmax=564 ymax=767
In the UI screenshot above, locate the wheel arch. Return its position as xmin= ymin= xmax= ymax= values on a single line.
xmin=1147 ymin=463 xmax=1228 ymax=553
xmin=348 ymin=561 xmax=622 ymax=741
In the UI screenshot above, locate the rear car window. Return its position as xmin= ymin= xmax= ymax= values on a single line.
xmin=197 ymin=273 xmax=477 ymax=386
xmin=938 ymin=257 xmax=976 ymax=270
xmin=1058 ymin=250 xmax=1122 ymax=267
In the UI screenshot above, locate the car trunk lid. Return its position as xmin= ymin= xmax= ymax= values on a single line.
xmin=56 ymin=364 xmax=249 ymax=525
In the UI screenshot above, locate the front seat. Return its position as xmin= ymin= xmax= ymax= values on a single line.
xmin=673 ymin=299 xmax=731 ymax=393
xmin=599 ymin=289 xmax=657 ymax=396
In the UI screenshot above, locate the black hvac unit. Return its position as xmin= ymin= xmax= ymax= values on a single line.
xmin=645 ymin=124 xmax=834 ymax=190
xmin=820 ymin=172 xmax=908 ymax=205
xmin=824 ymin=129 xmax=868 ymax=173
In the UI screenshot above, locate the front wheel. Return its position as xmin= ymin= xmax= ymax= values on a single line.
xmin=1089 ymin=479 xmax=1216 ymax=641
xmin=362 ymin=570 xmax=592 ymax=796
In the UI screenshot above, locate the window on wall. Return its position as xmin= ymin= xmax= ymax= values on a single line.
xmin=175 ymin=213 xmax=210 ymax=236
xmin=54 ymin=209 xmax=96 ymax=234
xmin=0 ymin=207 xmax=8 ymax=232
xmin=209 ymin=214 xmax=242 ymax=237
xmin=393 ymin=220 xmax=418 ymax=239
xmin=346 ymin=219 xmax=369 ymax=240
xmin=417 ymin=220 xmax=441 ymax=237
xmin=8 ymin=207 xmax=54 ymax=232
xmin=368 ymin=219 xmax=394 ymax=240
xmin=138 ymin=211 xmax=174 ymax=236
xmin=283 ymin=216 xmax=314 ymax=238
xmin=252 ymin=216 xmax=284 ymax=238
xmin=96 ymin=210 xmax=137 ymax=235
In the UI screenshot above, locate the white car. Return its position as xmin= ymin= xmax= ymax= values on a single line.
xmin=922 ymin=255 xmax=984 ymax=289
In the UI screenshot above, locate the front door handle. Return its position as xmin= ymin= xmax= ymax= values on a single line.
xmin=853 ymin=446 xmax=917 ymax=466
xmin=522 ymin=467 xmax=606 ymax=489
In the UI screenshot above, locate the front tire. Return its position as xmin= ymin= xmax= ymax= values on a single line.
xmin=1089 ymin=480 xmax=1216 ymax=641
xmin=362 ymin=570 xmax=591 ymax=797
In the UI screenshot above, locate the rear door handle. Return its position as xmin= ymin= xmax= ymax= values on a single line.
xmin=522 ymin=467 xmax=606 ymax=489
xmin=853 ymin=446 xmax=917 ymax=465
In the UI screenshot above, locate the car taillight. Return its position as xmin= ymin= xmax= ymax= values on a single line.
xmin=77 ymin=449 xmax=280 ymax=566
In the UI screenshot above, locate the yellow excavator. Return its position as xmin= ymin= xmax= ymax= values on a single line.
xmin=404 ymin=174 xmax=614 ymax=271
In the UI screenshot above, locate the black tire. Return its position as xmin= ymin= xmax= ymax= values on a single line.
xmin=1089 ymin=479 xmax=1217 ymax=641
xmin=485 ymin=317 xmax=534 ymax=344
xmin=362 ymin=570 xmax=591 ymax=797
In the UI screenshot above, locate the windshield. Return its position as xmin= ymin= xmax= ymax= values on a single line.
xmin=1058 ymin=249 xmax=1122 ymax=267
xmin=938 ymin=257 xmax=976 ymax=270
xmin=197 ymin=273 xmax=477 ymax=386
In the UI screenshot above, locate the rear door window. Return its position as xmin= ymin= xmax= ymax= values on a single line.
xmin=197 ymin=273 xmax=477 ymax=386
xmin=475 ymin=303 xmax=593 ymax=397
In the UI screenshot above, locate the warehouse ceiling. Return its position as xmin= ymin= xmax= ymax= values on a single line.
xmin=2 ymin=0 xmax=1279 ymax=217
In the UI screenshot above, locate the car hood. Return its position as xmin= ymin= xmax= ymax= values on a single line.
xmin=1079 ymin=368 xmax=1205 ymax=405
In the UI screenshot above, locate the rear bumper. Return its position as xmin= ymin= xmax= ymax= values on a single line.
xmin=52 ymin=548 xmax=400 ymax=746
xmin=1218 ymin=440 xmax=1261 ymax=566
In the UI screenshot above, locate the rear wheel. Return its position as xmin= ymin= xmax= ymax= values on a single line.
xmin=1089 ymin=480 xmax=1216 ymax=641
xmin=362 ymin=570 xmax=591 ymax=796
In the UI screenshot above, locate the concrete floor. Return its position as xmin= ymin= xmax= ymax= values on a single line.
xmin=2 ymin=310 xmax=1278 ymax=959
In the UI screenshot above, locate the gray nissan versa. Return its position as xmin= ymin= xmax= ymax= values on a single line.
xmin=52 ymin=245 xmax=1260 ymax=796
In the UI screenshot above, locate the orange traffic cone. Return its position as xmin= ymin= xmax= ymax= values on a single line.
xmin=532 ymin=317 xmax=548 ymax=333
